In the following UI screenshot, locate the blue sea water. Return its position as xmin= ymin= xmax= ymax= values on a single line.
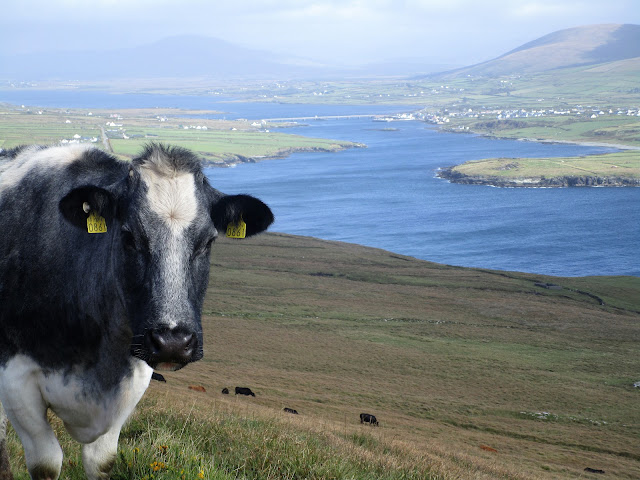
xmin=2 ymin=90 xmax=638 ymax=277
xmin=205 ymin=118 xmax=639 ymax=278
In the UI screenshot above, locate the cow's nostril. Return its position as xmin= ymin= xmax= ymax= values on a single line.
xmin=184 ymin=333 xmax=196 ymax=354
xmin=144 ymin=327 xmax=198 ymax=368
xmin=148 ymin=328 xmax=168 ymax=354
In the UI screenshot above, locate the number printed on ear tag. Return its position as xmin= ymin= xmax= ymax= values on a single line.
xmin=87 ymin=211 xmax=107 ymax=234
xmin=226 ymin=220 xmax=246 ymax=239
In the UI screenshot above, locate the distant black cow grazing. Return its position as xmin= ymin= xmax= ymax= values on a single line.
xmin=0 ymin=144 xmax=273 ymax=480
xmin=151 ymin=372 xmax=167 ymax=383
xmin=235 ymin=387 xmax=256 ymax=397
xmin=221 ymin=388 xmax=229 ymax=394
xmin=283 ymin=408 xmax=299 ymax=414
xmin=360 ymin=413 xmax=379 ymax=426
xmin=584 ymin=468 xmax=605 ymax=474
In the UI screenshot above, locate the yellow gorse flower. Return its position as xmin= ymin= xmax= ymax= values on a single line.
xmin=150 ymin=461 xmax=167 ymax=472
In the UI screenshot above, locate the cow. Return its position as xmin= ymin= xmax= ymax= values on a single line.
xmin=221 ymin=388 xmax=229 ymax=394
xmin=584 ymin=468 xmax=605 ymax=474
xmin=360 ymin=413 xmax=379 ymax=426
xmin=188 ymin=385 xmax=206 ymax=393
xmin=0 ymin=143 xmax=273 ymax=480
xmin=151 ymin=372 xmax=167 ymax=383
xmin=235 ymin=387 xmax=255 ymax=397
xmin=283 ymin=408 xmax=298 ymax=414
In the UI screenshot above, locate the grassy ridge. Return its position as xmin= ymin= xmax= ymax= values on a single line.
xmin=7 ymin=233 xmax=639 ymax=479
xmin=0 ymin=105 xmax=357 ymax=164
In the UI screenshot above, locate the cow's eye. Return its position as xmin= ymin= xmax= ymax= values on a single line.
xmin=193 ymin=237 xmax=215 ymax=258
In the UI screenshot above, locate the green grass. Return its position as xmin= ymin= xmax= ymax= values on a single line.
xmin=7 ymin=396 xmax=441 ymax=480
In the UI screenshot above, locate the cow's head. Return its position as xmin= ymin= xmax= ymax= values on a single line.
xmin=59 ymin=144 xmax=273 ymax=370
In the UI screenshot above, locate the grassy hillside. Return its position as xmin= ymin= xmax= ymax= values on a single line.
xmin=443 ymin=24 xmax=640 ymax=77
xmin=6 ymin=233 xmax=640 ymax=479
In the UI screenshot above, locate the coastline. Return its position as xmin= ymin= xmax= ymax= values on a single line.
xmin=436 ymin=165 xmax=640 ymax=187
xmin=201 ymin=143 xmax=366 ymax=168
xmin=433 ymin=126 xmax=640 ymax=187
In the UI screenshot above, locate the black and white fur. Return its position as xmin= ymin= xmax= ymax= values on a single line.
xmin=0 ymin=143 xmax=273 ymax=480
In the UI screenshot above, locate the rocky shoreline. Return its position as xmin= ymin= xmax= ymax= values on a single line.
xmin=437 ymin=167 xmax=640 ymax=187
xmin=202 ymin=143 xmax=365 ymax=168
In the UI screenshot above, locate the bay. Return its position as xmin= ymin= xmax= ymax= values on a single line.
xmin=2 ymin=90 xmax=638 ymax=277
xmin=206 ymin=118 xmax=638 ymax=278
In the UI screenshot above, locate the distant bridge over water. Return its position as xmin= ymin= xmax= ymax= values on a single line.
xmin=262 ymin=114 xmax=382 ymax=122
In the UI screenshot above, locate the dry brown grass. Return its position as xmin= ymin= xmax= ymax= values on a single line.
xmin=149 ymin=232 xmax=640 ymax=479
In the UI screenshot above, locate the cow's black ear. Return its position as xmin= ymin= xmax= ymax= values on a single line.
xmin=59 ymin=186 xmax=116 ymax=230
xmin=211 ymin=194 xmax=274 ymax=237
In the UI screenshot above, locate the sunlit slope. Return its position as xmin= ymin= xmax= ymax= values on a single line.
xmin=438 ymin=24 xmax=640 ymax=77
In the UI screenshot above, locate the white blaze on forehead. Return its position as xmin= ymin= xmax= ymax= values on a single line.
xmin=138 ymin=154 xmax=200 ymax=328
xmin=159 ymin=233 xmax=193 ymax=328
xmin=139 ymin=162 xmax=198 ymax=233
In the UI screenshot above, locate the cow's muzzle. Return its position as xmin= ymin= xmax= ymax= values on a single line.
xmin=142 ymin=326 xmax=202 ymax=371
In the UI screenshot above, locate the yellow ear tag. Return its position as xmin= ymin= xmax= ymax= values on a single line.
xmin=87 ymin=211 xmax=107 ymax=234
xmin=226 ymin=219 xmax=247 ymax=239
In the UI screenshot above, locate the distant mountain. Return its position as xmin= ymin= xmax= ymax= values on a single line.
xmin=437 ymin=24 xmax=640 ymax=77
xmin=0 ymin=35 xmax=449 ymax=81
xmin=0 ymin=35 xmax=328 ymax=81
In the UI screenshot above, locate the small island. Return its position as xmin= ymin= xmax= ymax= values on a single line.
xmin=437 ymin=150 xmax=640 ymax=187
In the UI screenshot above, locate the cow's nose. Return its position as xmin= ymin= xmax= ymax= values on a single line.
xmin=145 ymin=327 xmax=198 ymax=370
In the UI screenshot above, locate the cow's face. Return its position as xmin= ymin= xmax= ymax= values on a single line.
xmin=59 ymin=145 xmax=273 ymax=371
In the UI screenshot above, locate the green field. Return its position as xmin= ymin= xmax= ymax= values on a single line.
xmin=442 ymin=150 xmax=640 ymax=186
xmin=5 ymin=234 xmax=640 ymax=479
xmin=0 ymin=105 xmax=358 ymax=164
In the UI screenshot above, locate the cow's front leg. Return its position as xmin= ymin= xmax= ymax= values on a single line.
xmin=0 ymin=392 xmax=62 ymax=480
xmin=82 ymin=359 xmax=152 ymax=480
xmin=81 ymin=428 xmax=120 ymax=480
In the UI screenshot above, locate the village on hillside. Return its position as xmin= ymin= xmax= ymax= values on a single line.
xmin=393 ymin=105 xmax=640 ymax=126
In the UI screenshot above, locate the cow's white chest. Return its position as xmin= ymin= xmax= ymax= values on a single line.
xmin=0 ymin=355 xmax=152 ymax=444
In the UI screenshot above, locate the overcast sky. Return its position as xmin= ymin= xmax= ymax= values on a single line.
xmin=1 ymin=0 xmax=639 ymax=66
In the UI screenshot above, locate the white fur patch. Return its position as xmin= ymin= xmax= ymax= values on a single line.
xmin=0 ymin=355 xmax=152 ymax=445
xmin=139 ymin=164 xmax=198 ymax=233
xmin=159 ymin=233 xmax=191 ymax=329
xmin=0 ymin=144 xmax=92 ymax=193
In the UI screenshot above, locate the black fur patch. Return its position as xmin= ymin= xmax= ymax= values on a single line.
xmin=211 ymin=194 xmax=274 ymax=237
